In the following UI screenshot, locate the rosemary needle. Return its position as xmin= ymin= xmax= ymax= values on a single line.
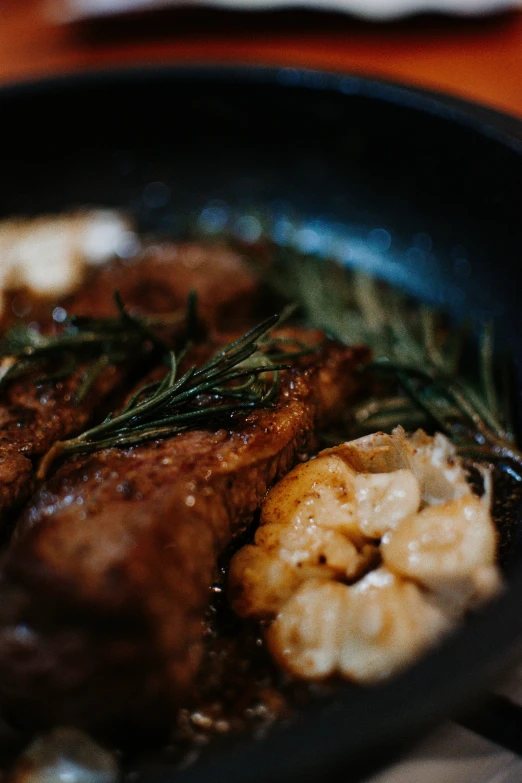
xmin=38 ymin=314 xmax=290 ymax=479
xmin=0 ymin=292 xmax=186 ymax=400
xmin=257 ymin=244 xmax=522 ymax=475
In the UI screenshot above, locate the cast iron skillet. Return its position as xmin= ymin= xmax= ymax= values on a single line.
xmin=1 ymin=66 xmax=522 ymax=783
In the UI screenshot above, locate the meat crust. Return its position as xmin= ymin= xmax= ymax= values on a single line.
xmin=0 ymin=366 xmax=128 ymax=525
xmin=65 ymin=242 xmax=263 ymax=328
xmin=0 ymin=242 xmax=263 ymax=523
xmin=0 ymin=342 xmax=366 ymax=736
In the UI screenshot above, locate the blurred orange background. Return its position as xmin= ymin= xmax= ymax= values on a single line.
xmin=0 ymin=0 xmax=521 ymax=118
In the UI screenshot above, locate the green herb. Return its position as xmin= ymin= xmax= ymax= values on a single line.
xmin=0 ymin=294 xmax=186 ymax=402
xmin=37 ymin=314 xmax=289 ymax=479
xmin=261 ymin=245 xmax=522 ymax=474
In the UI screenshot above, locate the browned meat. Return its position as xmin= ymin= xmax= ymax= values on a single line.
xmin=67 ymin=241 xmax=264 ymax=328
xmin=0 ymin=341 xmax=366 ymax=737
xmin=0 ymin=242 xmax=263 ymax=522
xmin=2 ymin=241 xmax=263 ymax=331
xmin=0 ymin=366 xmax=127 ymax=525
xmin=0 ymin=453 xmax=33 ymax=530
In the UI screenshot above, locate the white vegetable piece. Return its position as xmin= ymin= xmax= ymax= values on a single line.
xmin=267 ymin=579 xmax=349 ymax=678
xmin=229 ymin=428 xmax=502 ymax=684
xmin=336 ymin=568 xmax=453 ymax=684
xmin=267 ymin=569 xmax=453 ymax=682
xmin=15 ymin=218 xmax=83 ymax=297
xmin=354 ymin=469 xmax=421 ymax=538
xmin=228 ymin=545 xmax=302 ymax=619
xmin=9 ymin=727 xmax=119 ymax=783
xmin=0 ymin=210 xmax=134 ymax=314
xmin=381 ymin=486 xmax=501 ymax=614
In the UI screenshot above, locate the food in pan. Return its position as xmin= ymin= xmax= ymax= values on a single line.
xmin=0 ymin=212 xmax=519 ymax=778
xmin=0 ymin=211 xmax=132 ymax=312
xmin=230 ymin=428 xmax=500 ymax=683
xmin=0 ymin=327 xmax=364 ymax=736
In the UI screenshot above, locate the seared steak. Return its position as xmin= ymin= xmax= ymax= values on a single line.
xmin=0 ymin=340 xmax=366 ymax=736
xmin=0 ymin=366 xmax=128 ymax=526
xmin=64 ymin=241 xmax=264 ymax=328
xmin=1 ymin=241 xmax=262 ymax=330
xmin=0 ymin=242 xmax=262 ymax=522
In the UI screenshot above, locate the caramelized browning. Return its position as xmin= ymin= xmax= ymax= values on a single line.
xmin=0 ymin=339 xmax=366 ymax=737
xmin=0 ymin=242 xmax=264 ymax=524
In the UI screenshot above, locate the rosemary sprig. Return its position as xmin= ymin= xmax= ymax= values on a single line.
xmin=261 ymin=245 xmax=521 ymax=474
xmin=37 ymin=314 xmax=290 ymax=479
xmin=0 ymin=294 xmax=186 ymax=402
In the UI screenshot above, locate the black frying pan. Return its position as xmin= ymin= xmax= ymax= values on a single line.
xmin=1 ymin=66 xmax=522 ymax=783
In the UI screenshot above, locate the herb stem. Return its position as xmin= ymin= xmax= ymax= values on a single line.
xmin=256 ymin=243 xmax=519 ymax=469
xmin=37 ymin=313 xmax=291 ymax=478
xmin=480 ymin=321 xmax=499 ymax=417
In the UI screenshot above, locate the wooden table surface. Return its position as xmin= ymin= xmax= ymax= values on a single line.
xmin=0 ymin=0 xmax=521 ymax=119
